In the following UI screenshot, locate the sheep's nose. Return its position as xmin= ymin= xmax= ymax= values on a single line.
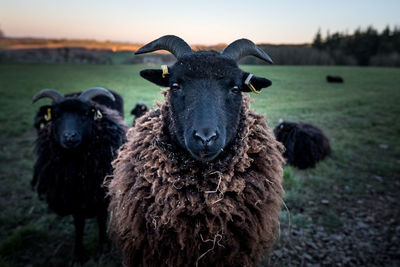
xmin=193 ymin=129 xmax=218 ymax=146
xmin=63 ymin=131 xmax=78 ymax=142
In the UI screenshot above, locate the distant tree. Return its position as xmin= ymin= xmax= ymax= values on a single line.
xmin=0 ymin=25 xmax=4 ymax=38
xmin=393 ymin=26 xmax=400 ymax=53
xmin=377 ymin=26 xmax=393 ymax=54
xmin=348 ymin=26 xmax=379 ymax=65
xmin=312 ymin=28 xmax=323 ymax=50
xmin=312 ymin=25 xmax=400 ymax=66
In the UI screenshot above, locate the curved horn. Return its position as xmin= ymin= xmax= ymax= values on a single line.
xmin=222 ymin=39 xmax=273 ymax=64
xmin=135 ymin=35 xmax=192 ymax=58
xmin=78 ymin=87 xmax=115 ymax=102
xmin=32 ymin=89 xmax=64 ymax=104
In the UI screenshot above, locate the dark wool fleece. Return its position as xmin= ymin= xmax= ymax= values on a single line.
xmin=274 ymin=121 xmax=331 ymax=169
xmin=107 ymin=92 xmax=285 ymax=267
xmin=32 ymin=106 xmax=127 ymax=217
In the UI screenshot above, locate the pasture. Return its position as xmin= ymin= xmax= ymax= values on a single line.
xmin=0 ymin=63 xmax=399 ymax=266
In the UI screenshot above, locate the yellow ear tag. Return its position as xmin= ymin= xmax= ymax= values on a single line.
xmin=244 ymin=73 xmax=260 ymax=95
xmin=96 ymin=109 xmax=103 ymax=119
xmin=161 ymin=65 xmax=169 ymax=78
xmin=247 ymin=83 xmax=260 ymax=95
xmin=44 ymin=108 xmax=52 ymax=121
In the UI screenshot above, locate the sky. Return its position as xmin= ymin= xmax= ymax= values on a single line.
xmin=1 ymin=0 xmax=399 ymax=45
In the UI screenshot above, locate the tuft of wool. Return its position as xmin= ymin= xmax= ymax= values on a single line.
xmin=107 ymin=92 xmax=285 ymax=267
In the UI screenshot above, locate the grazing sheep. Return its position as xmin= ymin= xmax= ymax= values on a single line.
xmin=326 ymin=75 xmax=344 ymax=83
xmin=274 ymin=120 xmax=331 ymax=169
xmin=31 ymin=88 xmax=127 ymax=261
xmin=130 ymin=102 xmax=149 ymax=125
xmin=107 ymin=35 xmax=285 ymax=267
xmin=33 ymin=90 xmax=124 ymax=133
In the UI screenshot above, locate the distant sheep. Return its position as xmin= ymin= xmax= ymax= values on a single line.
xmin=326 ymin=75 xmax=344 ymax=83
xmin=107 ymin=35 xmax=284 ymax=267
xmin=31 ymin=88 xmax=127 ymax=261
xmin=130 ymin=102 xmax=149 ymax=126
xmin=274 ymin=120 xmax=331 ymax=169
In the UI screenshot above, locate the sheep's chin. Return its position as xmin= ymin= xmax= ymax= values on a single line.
xmin=183 ymin=137 xmax=224 ymax=162
xmin=60 ymin=142 xmax=81 ymax=150
xmin=187 ymin=149 xmax=221 ymax=162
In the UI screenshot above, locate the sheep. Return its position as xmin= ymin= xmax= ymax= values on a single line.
xmin=33 ymin=90 xmax=124 ymax=133
xmin=31 ymin=87 xmax=127 ymax=262
xmin=106 ymin=35 xmax=285 ymax=267
xmin=274 ymin=120 xmax=331 ymax=169
xmin=130 ymin=102 xmax=149 ymax=125
xmin=326 ymin=75 xmax=344 ymax=83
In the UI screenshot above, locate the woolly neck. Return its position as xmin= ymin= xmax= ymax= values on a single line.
xmin=127 ymin=91 xmax=284 ymax=196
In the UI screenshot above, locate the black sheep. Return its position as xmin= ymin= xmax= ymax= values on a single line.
xmin=31 ymin=87 xmax=127 ymax=261
xmin=107 ymin=35 xmax=284 ymax=267
xmin=274 ymin=120 xmax=331 ymax=169
xmin=130 ymin=102 xmax=149 ymax=125
xmin=326 ymin=75 xmax=344 ymax=83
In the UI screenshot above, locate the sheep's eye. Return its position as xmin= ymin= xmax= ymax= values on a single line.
xmin=171 ymin=83 xmax=181 ymax=91
xmin=85 ymin=108 xmax=94 ymax=116
xmin=231 ymin=86 xmax=240 ymax=94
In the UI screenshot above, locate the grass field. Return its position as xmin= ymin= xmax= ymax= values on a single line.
xmin=0 ymin=63 xmax=399 ymax=266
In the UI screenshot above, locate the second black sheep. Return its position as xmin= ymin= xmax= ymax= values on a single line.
xmin=31 ymin=87 xmax=127 ymax=262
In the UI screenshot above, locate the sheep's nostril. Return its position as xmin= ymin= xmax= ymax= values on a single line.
xmin=193 ymin=130 xmax=218 ymax=145
xmin=64 ymin=132 xmax=78 ymax=142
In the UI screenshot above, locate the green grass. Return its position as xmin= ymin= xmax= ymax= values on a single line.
xmin=0 ymin=63 xmax=399 ymax=265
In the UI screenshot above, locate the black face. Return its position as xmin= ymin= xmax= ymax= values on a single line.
xmin=50 ymin=99 xmax=97 ymax=149
xmin=130 ymin=102 xmax=149 ymax=118
xmin=140 ymin=51 xmax=272 ymax=162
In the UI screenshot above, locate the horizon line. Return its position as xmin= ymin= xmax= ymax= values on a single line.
xmin=1 ymin=35 xmax=312 ymax=47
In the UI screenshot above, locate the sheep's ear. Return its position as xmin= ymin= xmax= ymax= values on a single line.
xmin=241 ymin=72 xmax=272 ymax=93
xmin=139 ymin=69 xmax=169 ymax=87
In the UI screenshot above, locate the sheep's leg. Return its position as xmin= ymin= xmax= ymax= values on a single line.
xmin=72 ymin=214 xmax=86 ymax=262
xmin=97 ymin=209 xmax=108 ymax=254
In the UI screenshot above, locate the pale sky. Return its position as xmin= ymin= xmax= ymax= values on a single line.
xmin=1 ymin=0 xmax=399 ymax=45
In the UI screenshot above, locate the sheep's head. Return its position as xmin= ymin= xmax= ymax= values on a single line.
xmin=130 ymin=102 xmax=149 ymax=118
xmin=32 ymin=88 xmax=115 ymax=149
xmin=274 ymin=121 xmax=299 ymax=139
xmin=136 ymin=35 xmax=273 ymax=162
xmin=274 ymin=120 xmax=294 ymax=141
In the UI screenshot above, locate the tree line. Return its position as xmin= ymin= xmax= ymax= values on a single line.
xmin=312 ymin=26 xmax=400 ymax=66
xmin=2 ymin=25 xmax=399 ymax=66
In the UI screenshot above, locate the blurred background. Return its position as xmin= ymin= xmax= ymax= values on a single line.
xmin=1 ymin=0 xmax=400 ymax=66
xmin=0 ymin=0 xmax=399 ymax=266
